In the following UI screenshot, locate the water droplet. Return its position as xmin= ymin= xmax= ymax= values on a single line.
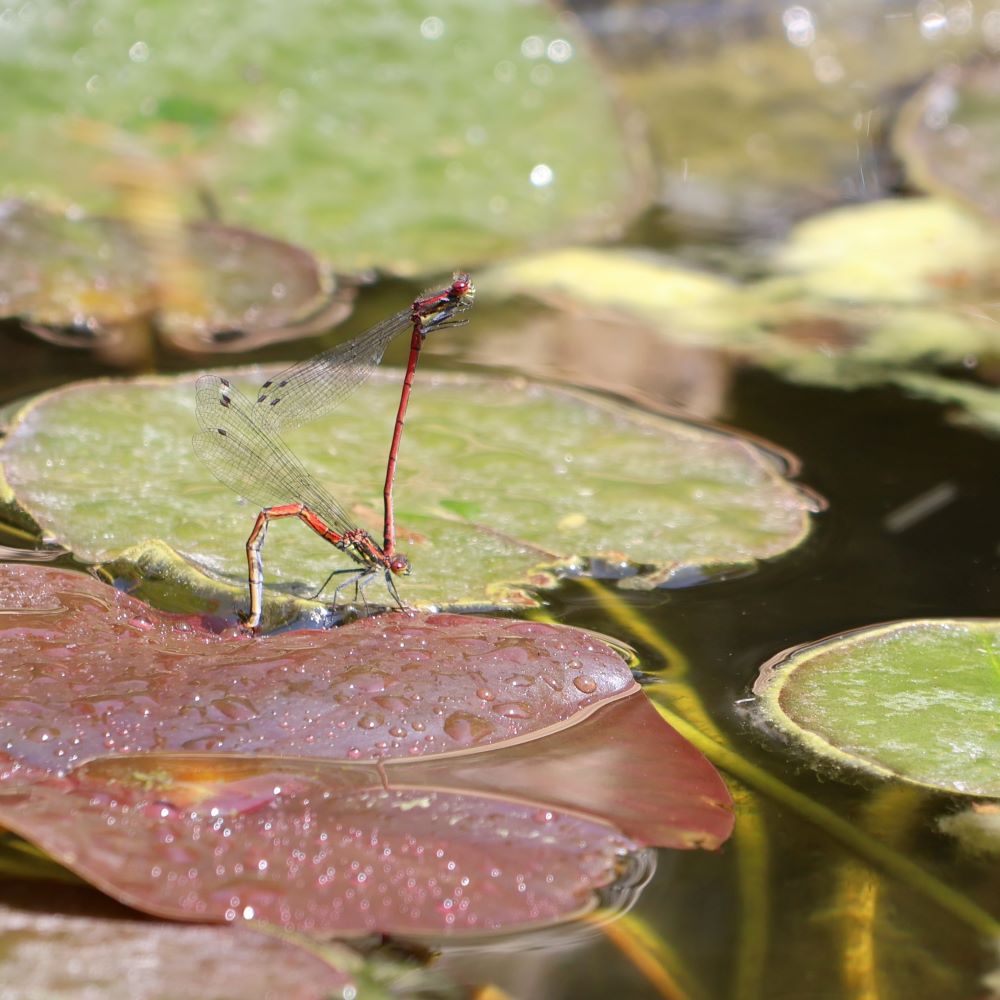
xmin=128 ymin=40 xmax=149 ymax=62
xmin=357 ymin=713 xmax=383 ymax=730
xmin=475 ymin=687 xmax=495 ymax=701
xmin=492 ymin=702 xmax=533 ymax=720
xmin=541 ymin=674 xmax=563 ymax=691
xmin=573 ymin=675 xmax=597 ymax=694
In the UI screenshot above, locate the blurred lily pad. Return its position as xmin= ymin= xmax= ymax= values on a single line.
xmin=0 ymin=565 xmax=733 ymax=933
xmin=586 ymin=5 xmax=984 ymax=238
xmin=895 ymin=58 xmax=1000 ymax=221
xmin=0 ymin=199 xmax=353 ymax=361
xmin=768 ymin=197 xmax=1000 ymax=304
xmin=482 ymin=203 xmax=1000 ymax=408
xmin=753 ymin=618 xmax=1000 ymax=796
xmin=0 ymin=369 xmax=817 ymax=626
xmin=0 ymin=882 xmax=366 ymax=1000
xmin=0 ymin=0 xmax=644 ymax=273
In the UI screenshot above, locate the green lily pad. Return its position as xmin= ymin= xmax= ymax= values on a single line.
xmin=0 ymin=368 xmax=815 ymax=627
xmin=0 ymin=0 xmax=643 ymax=274
xmin=895 ymin=59 xmax=1000 ymax=220
xmin=753 ymin=618 xmax=1000 ymax=796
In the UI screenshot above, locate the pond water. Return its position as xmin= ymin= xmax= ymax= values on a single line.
xmin=2 ymin=321 xmax=996 ymax=998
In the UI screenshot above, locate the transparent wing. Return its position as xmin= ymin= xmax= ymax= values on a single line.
xmin=193 ymin=374 xmax=356 ymax=534
xmin=252 ymin=306 xmax=412 ymax=430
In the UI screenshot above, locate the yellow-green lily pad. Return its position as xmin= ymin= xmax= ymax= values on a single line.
xmin=0 ymin=369 xmax=816 ymax=627
xmin=0 ymin=0 xmax=643 ymax=274
xmin=753 ymin=619 xmax=1000 ymax=796
xmin=481 ymin=212 xmax=1000 ymax=403
xmin=769 ymin=197 xmax=1000 ymax=304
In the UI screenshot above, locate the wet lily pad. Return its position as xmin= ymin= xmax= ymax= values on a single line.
xmin=0 ymin=0 xmax=643 ymax=273
xmin=0 ymin=369 xmax=816 ymax=627
xmin=0 ymin=565 xmax=733 ymax=933
xmin=753 ymin=618 xmax=1000 ymax=796
xmin=0 ymin=200 xmax=353 ymax=357
xmin=895 ymin=59 xmax=1000 ymax=220
xmin=0 ymin=882 xmax=361 ymax=999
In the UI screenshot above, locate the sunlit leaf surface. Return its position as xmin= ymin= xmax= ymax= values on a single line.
xmin=753 ymin=618 xmax=1000 ymax=796
xmin=0 ymin=565 xmax=733 ymax=933
xmin=0 ymin=370 xmax=816 ymax=626
xmin=0 ymin=0 xmax=643 ymax=273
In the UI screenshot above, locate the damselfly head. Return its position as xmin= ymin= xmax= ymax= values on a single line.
xmin=450 ymin=272 xmax=475 ymax=305
xmin=416 ymin=273 xmax=476 ymax=334
xmin=388 ymin=553 xmax=411 ymax=576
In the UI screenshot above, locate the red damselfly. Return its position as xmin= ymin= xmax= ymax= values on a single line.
xmin=194 ymin=273 xmax=475 ymax=631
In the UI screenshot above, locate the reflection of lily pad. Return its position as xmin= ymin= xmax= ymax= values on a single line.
xmin=0 ymin=200 xmax=352 ymax=355
xmin=0 ymin=565 xmax=732 ymax=934
xmin=0 ymin=370 xmax=816 ymax=626
xmin=753 ymin=618 xmax=1000 ymax=796
xmin=895 ymin=59 xmax=1000 ymax=220
xmin=0 ymin=0 xmax=643 ymax=273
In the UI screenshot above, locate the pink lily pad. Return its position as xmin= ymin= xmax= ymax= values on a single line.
xmin=0 ymin=881 xmax=357 ymax=999
xmin=0 ymin=565 xmax=732 ymax=934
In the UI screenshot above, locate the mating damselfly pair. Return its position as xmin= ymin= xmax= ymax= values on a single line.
xmin=194 ymin=274 xmax=475 ymax=632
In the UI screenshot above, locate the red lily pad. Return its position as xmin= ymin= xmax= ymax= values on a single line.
xmin=0 ymin=565 xmax=733 ymax=934
xmin=0 ymin=882 xmax=358 ymax=999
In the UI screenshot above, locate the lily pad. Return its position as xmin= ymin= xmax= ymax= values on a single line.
xmin=753 ymin=618 xmax=1000 ymax=796
xmin=0 ymin=369 xmax=816 ymax=627
xmin=0 ymin=200 xmax=353 ymax=357
xmin=769 ymin=197 xmax=1000 ymax=304
xmin=0 ymin=882 xmax=360 ymax=999
xmin=0 ymin=0 xmax=643 ymax=273
xmin=481 ymin=210 xmax=1000 ymax=405
xmin=593 ymin=7 xmax=984 ymax=237
xmin=894 ymin=59 xmax=1000 ymax=220
xmin=0 ymin=564 xmax=733 ymax=933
